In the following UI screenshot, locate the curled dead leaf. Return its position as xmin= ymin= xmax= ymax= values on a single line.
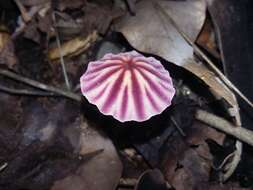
xmin=48 ymin=31 xmax=98 ymax=62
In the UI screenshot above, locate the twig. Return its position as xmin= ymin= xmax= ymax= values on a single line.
xmin=11 ymin=5 xmax=43 ymax=39
xmin=118 ymin=178 xmax=137 ymax=188
xmin=196 ymin=109 xmax=253 ymax=147
xmin=14 ymin=0 xmax=31 ymax=22
xmin=74 ymin=83 xmax=81 ymax=92
xmin=0 ymin=69 xmax=81 ymax=102
xmin=196 ymin=109 xmax=242 ymax=181
xmin=0 ymin=162 xmax=8 ymax=172
xmin=125 ymin=0 xmax=137 ymax=15
xmin=222 ymin=140 xmax=242 ymax=181
xmin=212 ymin=152 xmax=235 ymax=171
xmin=0 ymin=84 xmax=57 ymax=96
xmin=52 ymin=11 xmax=71 ymax=90
xmin=170 ymin=116 xmax=186 ymax=137
xmin=154 ymin=2 xmax=253 ymax=109
xmin=79 ymin=149 xmax=104 ymax=161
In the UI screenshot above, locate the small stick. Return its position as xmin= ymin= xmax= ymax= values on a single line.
xmin=79 ymin=149 xmax=104 ymax=161
xmin=196 ymin=109 xmax=253 ymax=147
xmin=52 ymin=11 xmax=71 ymax=90
xmin=212 ymin=152 xmax=235 ymax=170
xmin=118 ymin=178 xmax=137 ymax=188
xmin=14 ymin=0 xmax=31 ymax=22
xmin=0 ymin=69 xmax=81 ymax=102
xmin=154 ymin=2 xmax=253 ymax=109
xmin=125 ymin=0 xmax=137 ymax=15
xmin=0 ymin=162 xmax=8 ymax=172
xmin=222 ymin=140 xmax=242 ymax=181
xmin=170 ymin=116 xmax=186 ymax=137
xmin=12 ymin=5 xmax=43 ymax=39
xmin=0 ymin=84 xmax=57 ymax=96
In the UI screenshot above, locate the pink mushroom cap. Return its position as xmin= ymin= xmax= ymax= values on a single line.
xmin=80 ymin=51 xmax=175 ymax=123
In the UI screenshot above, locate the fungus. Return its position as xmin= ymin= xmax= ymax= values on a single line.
xmin=80 ymin=51 xmax=175 ymax=122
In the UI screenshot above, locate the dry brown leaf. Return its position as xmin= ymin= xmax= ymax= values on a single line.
xmin=51 ymin=118 xmax=123 ymax=190
xmin=115 ymin=0 xmax=239 ymax=114
xmin=116 ymin=0 xmax=206 ymax=66
xmin=0 ymin=29 xmax=18 ymax=69
xmin=48 ymin=31 xmax=98 ymax=61
xmin=184 ymin=59 xmax=238 ymax=108
xmin=55 ymin=0 xmax=87 ymax=11
xmin=20 ymin=0 xmax=50 ymax=6
xmin=0 ymin=31 xmax=10 ymax=50
xmin=135 ymin=169 xmax=171 ymax=190
xmin=196 ymin=18 xmax=220 ymax=59
xmin=162 ymin=122 xmax=225 ymax=190
xmin=81 ymin=2 xmax=124 ymax=35
xmin=0 ymin=93 xmax=23 ymax=158
xmin=0 ymin=98 xmax=122 ymax=190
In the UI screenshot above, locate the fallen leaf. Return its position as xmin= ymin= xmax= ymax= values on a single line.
xmin=20 ymin=0 xmax=50 ymax=7
xmin=115 ymin=0 xmax=239 ymax=119
xmin=135 ymin=169 xmax=171 ymax=190
xmin=48 ymin=31 xmax=98 ymax=61
xmin=116 ymin=0 xmax=206 ymax=66
xmin=196 ymin=18 xmax=220 ymax=59
xmin=81 ymin=2 xmax=124 ymax=35
xmin=0 ymin=28 xmax=18 ymax=69
xmin=162 ymin=121 xmax=224 ymax=190
xmin=0 ymin=93 xmax=23 ymax=161
xmin=0 ymin=100 xmax=81 ymax=190
xmin=23 ymin=19 xmax=41 ymax=43
xmin=55 ymin=12 xmax=83 ymax=40
xmin=55 ymin=0 xmax=87 ymax=11
xmin=51 ymin=118 xmax=123 ymax=190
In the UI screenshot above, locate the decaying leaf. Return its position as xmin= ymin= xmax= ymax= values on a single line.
xmin=196 ymin=18 xmax=220 ymax=59
xmin=0 ymin=27 xmax=18 ymax=69
xmin=184 ymin=59 xmax=238 ymax=110
xmin=51 ymin=118 xmax=123 ymax=190
xmin=55 ymin=12 xmax=83 ymax=39
xmin=116 ymin=0 xmax=206 ymax=66
xmin=0 ymin=28 xmax=10 ymax=50
xmin=55 ymin=0 xmax=87 ymax=11
xmin=81 ymin=2 xmax=124 ymax=35
xmin=23 ymin=19 xmax=41 ymax=43
xmin=0 ymin=93 xmax=23 ymax=160
xmin=0 ymin=96 xmax=122 ymax=190
xmin=48 ymin=31 xmax=98 ymax=61
xmin=130 ymin=95 xmax=226 ymax=189
xmin=115 ymin=0 xmax=239 ymax=119
xmin=134 ymin=169 xmax=171 ymax=190
xmin=20 ymin=0 xmax=50 ymax=7
xmin=0 ymin=99 xmax=90 ymax=189
xmin=162 ymin=121 xmax=225 ymax=190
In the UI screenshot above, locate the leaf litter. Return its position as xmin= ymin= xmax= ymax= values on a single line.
xmin=0 ymin=0 xmax=253 ymax=190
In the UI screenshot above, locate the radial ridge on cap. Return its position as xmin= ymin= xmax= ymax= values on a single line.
xmin=80 ymin=51 xmax=175 ymax=122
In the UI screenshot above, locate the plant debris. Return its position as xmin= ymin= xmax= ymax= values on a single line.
xmin=0 ymin=0 xmax=253 ymax=190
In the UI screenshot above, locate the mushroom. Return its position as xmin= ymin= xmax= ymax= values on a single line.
xmin=80 ymin=51 xmax=175 ymax=123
